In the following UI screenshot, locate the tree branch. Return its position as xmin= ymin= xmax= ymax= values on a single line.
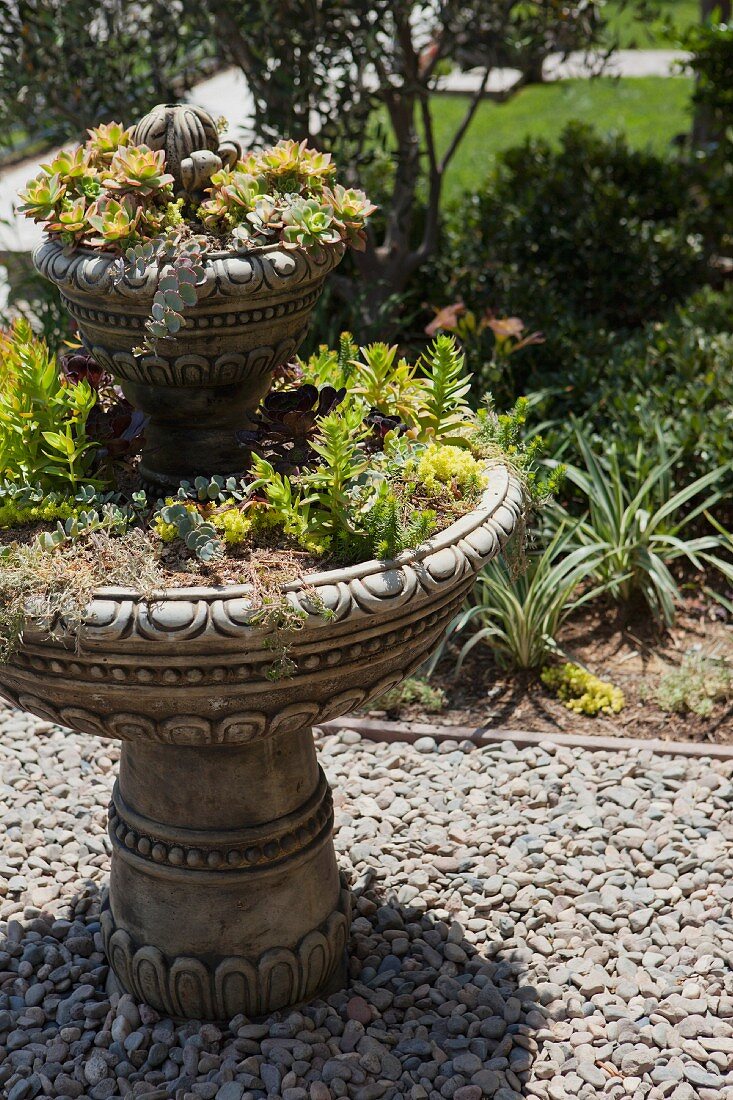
xmin=439 ymin=66 xmax=491 ymax=174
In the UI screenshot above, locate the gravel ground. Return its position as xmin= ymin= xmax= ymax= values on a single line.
xmin=0 ymin=706 xmax=732 ymax=1100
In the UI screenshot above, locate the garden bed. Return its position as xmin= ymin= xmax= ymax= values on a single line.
xmin=363 ymin=595 xmax=733 ymax=745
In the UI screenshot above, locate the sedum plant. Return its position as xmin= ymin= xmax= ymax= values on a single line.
xmin=655 ymin=652 xmax=733 ymax=718
xmin=541 ymin=663 xmax=625 ymax=717
xmin=0 ymin=320 xmax=98 ymax=490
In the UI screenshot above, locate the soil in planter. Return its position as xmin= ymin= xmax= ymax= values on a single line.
xmin=362 ymin=594 xmax=733 ymax=745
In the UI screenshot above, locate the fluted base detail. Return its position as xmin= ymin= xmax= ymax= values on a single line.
xmin=100 ymin=886 xmax=350 ymax=1019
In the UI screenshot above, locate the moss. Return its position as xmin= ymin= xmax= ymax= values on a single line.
xmin=541 ymin=662 xmax=625 ymax=717
xmin=0 ymin=530 xmax=164 ymax=660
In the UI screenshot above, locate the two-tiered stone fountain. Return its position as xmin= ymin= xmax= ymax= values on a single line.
xmin=0 ymin=105 xmax=522 ymax=1019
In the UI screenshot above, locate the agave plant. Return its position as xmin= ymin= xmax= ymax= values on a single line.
xmin=551 ymin=430 xmax=728 ymax=626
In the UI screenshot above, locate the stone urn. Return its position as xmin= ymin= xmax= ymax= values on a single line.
xmin=32 ymin=101 xmax=345 ymax=491
xmin=0 ymin=467 xmax=523 ymax=1019
xmin=33 ymin=236 xmax=345 ymax=491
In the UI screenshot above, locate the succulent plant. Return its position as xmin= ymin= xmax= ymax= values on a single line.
xmin=103 ymin=145 xmax=174 ymax=197
xmin=20 ymin=119 xmax=373 ymax=261
xmin=59 ymin=350 xmax=108 ymax=390
xmin=45 ymin=199 xmax=90 ymax=239
xmin=87 ymin=197 xmax=143 ymax=246
xmin=282 ymin=199 xmax=342 ymax=249
xmin=325 ymin=185 xmax=377 ymax=251
xmin=364 ymin=408 xmax=407 ymax=449
xmin=86 ymin=121 xmax=134 ymax=166
xmin=243 ymin=195 xmax=283 ymax=242
xmin=256 ymin=139 xmax=336 ymax=192
xmin=17 ymin=173 xmax=66 ymax=221
xmin=130 ymin=236 xmax=206 ymax=349
xmin=260 ymin=384 xmax=346 ymax=441
xmin=40 ymin=146 xmax=90 ymax=183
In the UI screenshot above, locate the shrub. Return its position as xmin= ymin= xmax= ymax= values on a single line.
xmin=431 ymin=525 xmax=608 ymax=673
xmin=541 ymin=289 xmax=733 ymax=493
xmin=434 ymin=123 xmax=705 ymax=383
xmin=541 ymin=662 xmax=624 ymax=717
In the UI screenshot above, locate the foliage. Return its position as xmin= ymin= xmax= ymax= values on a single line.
xmin=135 ymin=334 xmax=547 ymax=565
xmin=426 ymin=304 xmax=545 ymax=407
xmin=173 ymin=1 xmax=616 ymax=326
xmin=655 ymin=651 xmax=733 ymax=717
xmin=413 ymin=335 xmax=473 ymax=444
xmin=552 ymin=430 xmax=729 ymax=626
xmin=361 ymin=482 xmax=437 ymax=560
xmin=153 ymin=503 xmax=223 ymax=563
xmin=541 ymin=290 xmax=733 ymax=493
xmin=126 ymin=238 xmax=207 ymax=349
xmin=370 ymin=676 xmax=447 ymax=715
xmin=430 ymin=526 xmax=608 ymax=673
xmin=685 ymin=16 xmax=733 ymax=138
xmin=301 ymin=333 xmax=473 ymax=444
xmin=0 ymin=1 xmax=202 ymax=148
xmin=541 ymin=662 xmax=625 ymax=716
xmin=435 ymin=123 xmax=704 ymax=381
xmin=0 ymin=320 xmax=98 ymax=490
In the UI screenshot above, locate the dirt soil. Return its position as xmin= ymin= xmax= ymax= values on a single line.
xmin=363 ymin=595 xmax=733 ymax=745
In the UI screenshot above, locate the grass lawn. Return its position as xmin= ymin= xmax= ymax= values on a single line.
xmin=433 ymin=77 xmax=693 ymax=203
xmin=604 ymin=0 xmax=698 ymax=48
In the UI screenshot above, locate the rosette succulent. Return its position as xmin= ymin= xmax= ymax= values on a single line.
xmin=20 ymin=125 xmax=374 ymax=258
xmin=19 ymin=113 xmax=375 ymax=352
xmin=282 ymin=199 xmax=342 ymax=249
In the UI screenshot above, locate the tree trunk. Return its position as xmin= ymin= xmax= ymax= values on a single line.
xmin=692 ymin=0 xmax=732 ymax=147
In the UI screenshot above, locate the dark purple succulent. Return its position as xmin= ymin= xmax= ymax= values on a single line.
xmin=87 ymin=399 xmax=147 ymax=461
xmin=271 ymin=358 xmax=305 ymax=388
xmin=59 ymin=349 xmax=109 ymax=390
xmin=259 ymin=384 xmax=346 ymax=440
xmin=365 ymin=407 xmax=407 ymax=448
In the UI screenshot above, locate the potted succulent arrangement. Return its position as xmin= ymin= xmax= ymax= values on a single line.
xmin=0 ymin=104 xmax=543 ymax=1020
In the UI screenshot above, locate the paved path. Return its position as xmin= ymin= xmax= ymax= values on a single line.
xmin=0 ymin=49 xmax=690 ymax=259
xmin=0 ymin=708 xmax=731 ymax=1099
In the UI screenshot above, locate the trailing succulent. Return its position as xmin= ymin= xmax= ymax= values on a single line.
xmin=19 ymin=126 xmax=376 ymax=351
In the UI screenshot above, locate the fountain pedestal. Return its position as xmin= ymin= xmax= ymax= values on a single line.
xmin=101 ymin=732 xmax=349 ymax=1018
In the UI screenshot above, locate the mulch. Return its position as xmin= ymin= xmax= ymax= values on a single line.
xmin=361 ymin=595 xmax=733 ymax=745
